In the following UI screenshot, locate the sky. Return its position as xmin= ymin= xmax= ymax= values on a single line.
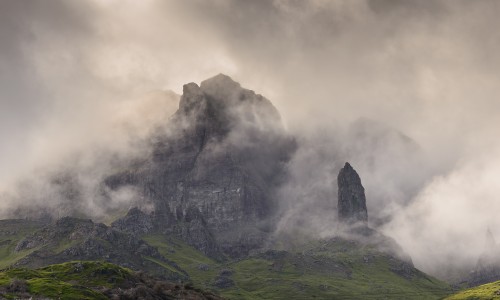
xmin=1 ymin=0 xmax=500 ymax=278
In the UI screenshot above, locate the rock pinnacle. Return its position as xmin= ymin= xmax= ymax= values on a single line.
xmin=337 ymin=162 xmax=368 ymax=224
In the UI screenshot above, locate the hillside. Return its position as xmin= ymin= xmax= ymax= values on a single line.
xmin=0 ymin=220 xmax=42 ymax=268
xmin=445 ymin=280 xmax=500 ymax=300
xmin=142 ymin=233 xmax=451 ymax=299
xmin=0 ymin=217 xmax=452 ymax=299
xmin=1 ymin=217 xmax=186 ymax=280
xmin=0 ymin=261 xmax=223 ymax=299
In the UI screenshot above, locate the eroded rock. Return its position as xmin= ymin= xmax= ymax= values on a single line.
xmin=337 ymin=162 xmax=368 ymax=224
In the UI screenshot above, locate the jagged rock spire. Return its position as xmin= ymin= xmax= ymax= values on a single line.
xmin=337 ymin=162 xmax=368 ymax=223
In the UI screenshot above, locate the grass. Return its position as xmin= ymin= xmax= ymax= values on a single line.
xmin=143 ymin=256 xmax=185 ymax=275
xmin=142 ymin=234 xmax=219 ymax=285
xmin=27 ymin=278 xmax=106 ymax=300
xmin=0 ymin=221 xmax=454 ymax=299
xmin=445 ymin=281 xmax=500 ymax=299
xmin=0 ymin=261 xmax=133 ymax=299
xmin=141 ymin=234 xmax=453 ymax=299
xmin=221 ymin=253 xmax=450 ymax=299
xmin=0 ymin=219 xmax=44 ymax=269
xmin=1 ymin=260 xmax=225 ymax=300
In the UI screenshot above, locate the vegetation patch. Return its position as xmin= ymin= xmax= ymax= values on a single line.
xmin=0 ymin=260 xmax=224 ymax=299
xmin=141 ymin=234 xmax=452 ymax=300
xmin=0 ymin=220 xmax=44 ymax=269
xmin=446 ymin=280 xmax=500 ymax=299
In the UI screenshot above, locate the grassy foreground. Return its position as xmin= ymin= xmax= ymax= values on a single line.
xmin=144 ymin=234 xmax=452 ymax=300
xmin=0 ymin=220 xmax=453 ymax=299
xmin=445 ymin=281 xmax=500 ymax=300
xmin=0 ymin=261 xmax=222 ymax=299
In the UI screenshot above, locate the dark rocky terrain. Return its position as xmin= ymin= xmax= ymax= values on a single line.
xmin=12 ymin=217 xmax=186 ymax=280
xmin=105 ymin=74 xmax=295 ymax=259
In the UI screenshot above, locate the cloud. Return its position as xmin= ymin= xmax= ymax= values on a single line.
xmin=384 ymin=144 xmax=500 ymax=277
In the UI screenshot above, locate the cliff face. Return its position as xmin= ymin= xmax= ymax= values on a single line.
xmin=337 ymin=162 xmax=368 ymax=224
xmin=107 ymin=74 xmax=295 ymax=258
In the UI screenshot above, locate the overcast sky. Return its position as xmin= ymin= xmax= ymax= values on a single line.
xmin=1 ymin=0 xmax=500 ymax=277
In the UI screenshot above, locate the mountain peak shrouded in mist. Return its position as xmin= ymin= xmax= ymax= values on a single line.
xmin=3 ymin=2 xmax=500 ymax=293
xmin=337 ymin=162 xmax=368 ymax=224
xmin=200 ymin=73 xmax=241 ymax=95
xmin=0 ymin=74 xmax=455 ymax=298
xmin=106 ymin=74 xmax=296 ymax=258
xmin=176 ymin=74 xmax=283 ymax=142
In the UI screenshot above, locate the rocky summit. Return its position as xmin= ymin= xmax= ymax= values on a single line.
xmin=106 ymin=74 xmax=296 ymax=258
xmin=337 ymin=162 xmax=368 ymax=224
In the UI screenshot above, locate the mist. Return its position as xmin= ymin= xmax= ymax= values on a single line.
xmin=2 ymin=0 xmax=500 ymax=278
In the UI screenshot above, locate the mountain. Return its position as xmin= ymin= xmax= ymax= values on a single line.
xmin=0 ymin=168 xmax=451 ymax=299
xmin=0 ymin=74 xmax=456 ymax=299
xmin=105 ymin=74 xmax=296 ymax=258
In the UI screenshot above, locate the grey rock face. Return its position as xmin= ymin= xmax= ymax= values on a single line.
xmin=111 ymin=207 xmax=155 ymax=236
xmin=174 ymin=206 xmax=222 ymax=259
xmin=106 ymin=74 xmax=295 ymax=258
xmin=337 ymin=162 xmax=368 ymax=223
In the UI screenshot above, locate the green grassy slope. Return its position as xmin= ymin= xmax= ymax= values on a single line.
xmin=445 ymin=280 xmax=500 ymax=300
xmin=142 ymin=234 xmax=218 ymax=284
xmin=0 ymin=261 xmax=133 ymax=299
xmin=0 ymin=220 xmax=44 ymax=269
xmin=0 ymin=218 xmax=187 ymax=280
xmin=0 ymin=261 xmax=224 ymax=299
xmin=143 ymin=234 xmax=452 ymax=300
xmin=0 ymin=221 xmax=453 ymax=299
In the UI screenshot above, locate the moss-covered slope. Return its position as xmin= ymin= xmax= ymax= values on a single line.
xmin=0 ymin=218 xmax=453 ymax=299
xmin=0 ymin=219 xmax=45 ymax=270
xmin=143 ymin=234 xmax=452 ymax=300
xmin=2 ymin=217 xmax=186 ymax=280
xmin=445 ymin=280 xmax=500 ymax=300
xmin=0 ymin=261 xmax=223 ymax=299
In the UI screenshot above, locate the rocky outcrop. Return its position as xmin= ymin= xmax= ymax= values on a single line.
xmin=337 ymin=162 xmax=368 ymax=224
xmin=111 ymin=207 xmax=155 ymax=236
xmin=14 ymin=217 xmax=186 ymax=280
xmin=106 ymin=74 xmax=295 ymax=258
